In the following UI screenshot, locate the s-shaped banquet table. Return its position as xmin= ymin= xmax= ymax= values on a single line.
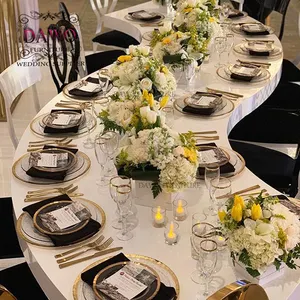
xmin=11 ymin=1 xmax=300 ymax=299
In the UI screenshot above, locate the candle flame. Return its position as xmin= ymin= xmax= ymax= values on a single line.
xmin=155 ymin=206 xmax=163 ymax=221
xmin=167 ymin=222 xmax=176 ymax=239
xmin=176 ymin=200 xmax=184 ymax=214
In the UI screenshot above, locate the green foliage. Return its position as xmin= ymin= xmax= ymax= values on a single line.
xmin=239 ymin=249 xmax=252 ymax=267
xmin=280 ymin=243 xmax=300 ymax=270
xmin=246 ymin=268 xmax=260 ymax=278
xmin=98 ymin=113 xmax=125 ymax=134
xmin=273 ymin=214 xmax=286 ymax=219
xmin=278 ymin=227 xmax=288 ymax=250
xmin=274 ymin=259 xmax=282 ymax=270
xmin=151 ymin=181 xmax=162 ymax=199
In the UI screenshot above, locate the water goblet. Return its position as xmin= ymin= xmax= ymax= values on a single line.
xmin=115 ymin=185 xmax=134 ymax=241
xmin=185 ymin=60 xmax=196 ymax=85
xmin=83 ymin=110 xmax=95 ymax=149
xmin=194 ymin=239 xmax=218 ymax=297
xmin=226 ymin=33 xmax=234 ymax=63
xmin=162 ymin=106 xmax=174 ymax=128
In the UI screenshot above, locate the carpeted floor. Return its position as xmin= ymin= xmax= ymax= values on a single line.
xmin=38 ymin=0 xmax=300 ymax=60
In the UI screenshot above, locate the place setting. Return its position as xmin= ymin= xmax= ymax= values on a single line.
xmin=234 ymin=39 xmax=282 ymax=58
xmin=12 ymin=145 xmax=91 ymax=184
xmin=125 ymin=10 xmax=165 ymax=26
xmin=73 ymin=252 xmax=180 ymax=300
xmin=174 ymin=91 xmax=235 ymax=118
xmin=196 ymin=143 xmax=246 ymax=179
xmin=231 ymin=22 xmax=275 ymax=36
xmin=17 ymin=192 xmax=106 ymax=248
xmin=216 ymin=61 xmax=271 ymax=84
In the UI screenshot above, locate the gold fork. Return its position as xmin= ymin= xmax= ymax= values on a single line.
xmin=54 ymin=235 xmax=105 ymax=258
xmin=56 ymin=237 xmax=114 ymax=263
xmin=28 ymin=138 xmax=73 ymax=146
xmin=29 ymin=137 xmax=69 ymax=144
xmin=26 ymin=184 xmax=74 ymax=195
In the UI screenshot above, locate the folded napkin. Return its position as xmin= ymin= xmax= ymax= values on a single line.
xmin=197 ymin=143 xmax=235 ymax=176
xmin=230 ymin=73 xmax=254 ymax=82
xmin=81 ymin=253 xmax=177 ymax=300
xmin=129 ymin=10 xmax=161 ymax=21
xmin=249 ymin=50 xmax=270 ymax=56
xmin=69 ymin=77 xmax=101 ymax=98
xmin=228 ymin=11 xmax=244 ymax=18
xmin=182 ymin=105 xmax=217 ymax=116
xmin=26 ymin=166 xmax=67 ymax=181
xmin=243 ymin=29 xmax=270 ymax=36
xmin=23 ymin=194 xmax=101 ymax=246
xmin=44 ymin=109 xmax=82 ymax=134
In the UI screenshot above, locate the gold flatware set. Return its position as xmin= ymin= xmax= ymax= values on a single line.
xmin=216 ymin=184 xmax=266 ymax=199
xmin=27 ymin=138 xmax=77 ymax=152
xmin=206 ymin=87 xmax=243 ymax=100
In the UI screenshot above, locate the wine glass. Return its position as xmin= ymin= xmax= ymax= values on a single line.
xmin=204 ymin=166 xmax=220 ymax=216
xmin=194 ymin=239 xmax=218 ymax=297
xmin=83 ymin=111 xmax=95 ymax=149
xmin=226 ymin=33 xmax=234 ymax=63
xmin=185 ymin=60 xmax=196 ymax=85
xmin=214 ymin=37 xmax=227 ymax=68
xmin=115 ymin=185 xmax=134 ymax=241
xmin=220 ymin=3 xmax=231 ymax=22
xmin=162 ymin=106 xmax=174 ymax=128
xmin=94 ymin=135 xmax=108 ymax=186
xmin=98 ymin=131 xmax=119 ymax=177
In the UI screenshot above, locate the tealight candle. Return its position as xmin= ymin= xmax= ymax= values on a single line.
xmin=172 ymin=199 xmax=188 ymax=221
xmin=164 ymin=221 xmax=179 ymax=245
xmin=151 ymin=206 xmax=166 ymax=228
xmin=216 ymin=235 xmax=227 ymax=249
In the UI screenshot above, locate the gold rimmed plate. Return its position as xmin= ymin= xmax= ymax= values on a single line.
xmin=233 ymin=43 xmax=282 ymax=58
xmin=42 ymin=111 xmax=83 ymax=129
xmin=197 ymin=145 xmax=230 ymax=168
xmin=217 ymin=65 xmax=271 ymax=83
xmin=13 ymin=151 xmax=91 ymax=185
xmin=33 ymin=200 xmax=90 ymax=236
xmin=231 ymin=23 xmax=274 ymax=36
xmin=73 ymin=254 xmax=180 ymax=300
xmin=17 ymin=197 xmax=106 ymax=248
xmin=125 ymin=12 xmax=164 ymax=24
xmin=28 ymin=148 xmax=77 ymax=173
xmin=174 ymin=96 xmax=234 ymax=117
xmin=30 ymin=112 xmax=96 ymax=138
xmin=93 ymin=261 xmax=161 ymax=300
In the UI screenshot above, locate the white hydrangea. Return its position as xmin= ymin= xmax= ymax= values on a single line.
xmin=160 ymin=156 xmax=197 ymax=192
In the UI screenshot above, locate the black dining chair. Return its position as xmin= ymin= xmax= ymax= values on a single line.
xmin=229 ymin=140 xmax=299 ymax=196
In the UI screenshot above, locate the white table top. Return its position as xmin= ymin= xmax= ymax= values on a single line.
xmin=11 ymin=2 xmax=300 ymax=300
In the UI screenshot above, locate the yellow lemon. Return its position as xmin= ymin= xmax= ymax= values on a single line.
xmin=231 ymin=204 xmax=243 ymax=222
xmin=251 ymin=204 xmax=262 ymax=221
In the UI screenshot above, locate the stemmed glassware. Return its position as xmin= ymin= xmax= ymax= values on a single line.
xmin=162 ymin=106 xmax=174 ymax=128
xmin=204 ymin=166 xmax=220 ymax=216
xmin=98 ymin=131 xmax=119 ymax=177
xmin=185 ymin=60 xmax=196 ymax=86
xmin=94 ymin=135 xmax=108 ymax=186
xmin=220 ymin=3 xmax=231 ymax=22
xmin=225 ymin=33 xmax=234 ymax=63
xmin=115 ymin=185 xmax=134 ymax=241
xmin=214 ymin=37 xmax=227 ymax=68
xmin=83 ymin=110 xmax=95 ymax=149
xmin=195 ymin=239 xmax=218 ymax=297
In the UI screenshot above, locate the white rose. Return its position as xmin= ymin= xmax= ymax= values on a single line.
xmin=140 ymin=78 xmax=153 ymax=91
xmin=140 ymin=106 xmax=150 ymax=118
xmin=128 ymin=45 xmax=137 ymax=56
xmin=146 ymin=110 xmax=158 ymax=124
xmin=139 ymin=46 xmax=150 ymax=56
xmin=159 ymin=22 xmax=172 ymax=34
xmin=263 ymin=209 xmax=272 ymax=219
xmin=173 ymin=146 xmax=184 ymax=157
xmin=255 ymin=223 xmax=274 ymax=236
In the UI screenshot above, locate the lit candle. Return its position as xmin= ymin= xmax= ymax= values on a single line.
xmin=175 ymin=200 xmax=187 ymax=221
xmin=216 ymin=235 xmax=226 ymax=248
xmin=154 ymin=206 xmax=165 ymax=225
xmin=166 ymin=222 xmax=177 ymax=244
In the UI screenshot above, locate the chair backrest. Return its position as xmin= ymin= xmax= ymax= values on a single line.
xmin=273 ymin=0 xmax=291 ymax=40
xmin=46 ymin=19 xmax=80 ymax=93
xmin=0 ymin=59 xmax=41 ymax=148
xmin=89 ymin=0 xmax=118 ymax=34
xmin=230 ymin=0 xmax=244 ymax=12
xmin=0 ymin=284 xmax=17 ymax=300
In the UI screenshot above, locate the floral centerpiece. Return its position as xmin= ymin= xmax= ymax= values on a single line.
xmin=116 ymin=129 xmax=198 ymax=197
xmin=219 ymin=193 xmax=300 ymax=278
xmin=99 ymin=45 xmax=176 ymax=133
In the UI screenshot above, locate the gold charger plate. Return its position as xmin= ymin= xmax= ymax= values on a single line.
xmin=16 ymin=197 xmax=106 ymax=248
xmin=93 ymin=261 xmax=161 ymax=300
xmin=73 ymin=254 xmax=180 ymax=300
xmin=12 ymin=151 xmax=91 ymax=185
xmin=30 ymin=111 xmax=97 ymax=138
xmin=33 ymin=200 xmax=90 ymax=236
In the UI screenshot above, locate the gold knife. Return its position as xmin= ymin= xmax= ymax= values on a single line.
xmin=58 ymin=247 xmax=123 ymax=269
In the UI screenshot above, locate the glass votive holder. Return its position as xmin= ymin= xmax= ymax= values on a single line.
xmin=192 ymin=213 xmax=207 ymax=226
xmin=151 ymin=206 xmax=166 ymax=228
xmin=164 ymin=221 xmax=179 ymax=245
xmin=172 ymin=199 xmax=188 ymax=221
